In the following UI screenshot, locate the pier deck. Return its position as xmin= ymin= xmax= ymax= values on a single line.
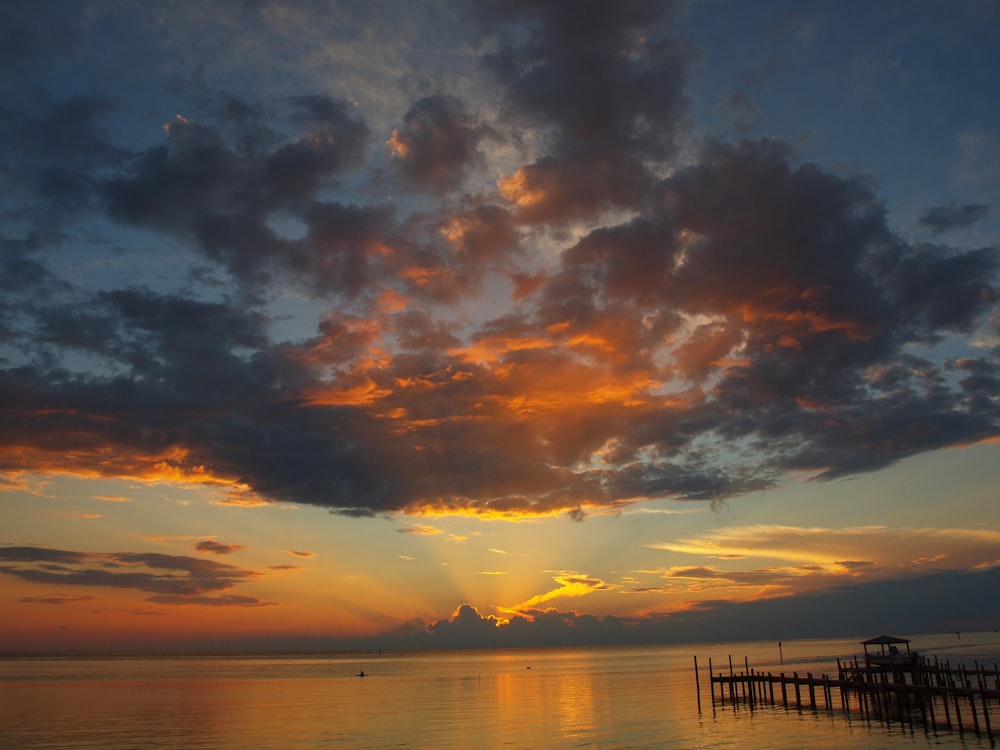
xmin=695 ymin=654 xmax=1000 ymax=741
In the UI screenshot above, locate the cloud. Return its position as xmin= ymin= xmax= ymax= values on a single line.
xmin=0 ymin=4 xmax=81 ymax=76
xmin=145 ymin=594 xmax=276 ymax=607
xmin=648 ymin=524 xmax=1000 ymax=572
xmin=498 ymin=154 xmax=652 ymax=224
xmin=0 ymin=92 xmax=129 ymax=234
xmin=94 ymin=495 xmax=132 ymax=503
xmin=398 ymin=523 xmax=443 ymax=536
xmin=478 ymin=0 xmax=688 ymax=161
xmin=387 ymin=95 xmax=487 ymax=192
xmin=100 ymin=101 xmax=375 ymax=296
xmin=194 ymin=540 xmax=248 ymax=555
xmin=507 ymin=572 xmax=614 ymax=612
xmin=357 ymin=567 xmax=1000 ymax=649
xmin=425 ymin=604 xmax=506 ymax=648
xmin=284 ymin=550 xmax=315 ymax=558
xmin=918 ymin=203 xmax=990 ymax=234
xmin=717 ymin=90 xmax=761 ymax=134
xmin=0 ymin=546 xmax=264 ymax=600
xmin=19 ymin=594 xmax=97 ymax=605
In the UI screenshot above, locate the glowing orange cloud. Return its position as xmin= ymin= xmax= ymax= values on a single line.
xmin=0 ymin=443 xmax=249 ymax=496
xmin=449 ymin=334 xmax=553 ymax=365
xmin=504 ymin=572 xmax=613 ymax=613
xmin=386 ymin=130 xmax=409 ymax=158
xmin=303 ymin=377 xmax=392 ymax=406
xmin=737 ymin=301 xmax=875 ymax=342
xmin=498 ymin=168 xmax=546 ymax=210
xmin=648 ymin=524 xmax=1000 ymax=573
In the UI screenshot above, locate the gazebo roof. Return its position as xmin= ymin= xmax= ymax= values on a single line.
xmin=861 ymin=635 xmax=910 ymax=646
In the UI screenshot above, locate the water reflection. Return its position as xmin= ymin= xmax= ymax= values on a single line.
xmin=2 ymin=639 xmax=997 ymax=749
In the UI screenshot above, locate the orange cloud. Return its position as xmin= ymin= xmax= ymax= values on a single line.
xmin=649 ymin=524 xmax=1000 ymax=573
xmin=505 ymin=572 xmax=614 ymax=613
xmin=398 ymin=523 xmax=443 ymax=536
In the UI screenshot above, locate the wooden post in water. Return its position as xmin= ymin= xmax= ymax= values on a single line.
xmin=728 ymin=655 xmax=735 ymax=706
xmin=744 ymin=656 xmax=751 ymax=708
xmin=980 ymin=690 xmax=993 ymax=742
xmin=927 ymin=685 xmax=937 ymax=731
xmin=953 ymin=687 xmax=964 ymax=734
xmin=942 ymin=682 xmax=952 ymax=728
xmin=976 ymin=669 xmax=989 ymax=726
xmin=694 ymin=656 xmax=701 ymax=713
xmin=708 ymin=657 xmax=714 ymax=705
xmin=969 ymin=690 xmax=981 ymax=736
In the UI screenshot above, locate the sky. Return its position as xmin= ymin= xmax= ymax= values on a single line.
xmin=1 ymin=0 xmax=999 ymax=651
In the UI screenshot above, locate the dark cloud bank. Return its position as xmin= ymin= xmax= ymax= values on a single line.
xmin=236 ymin=567 xmax=1000 ymax=651
xmin=1 ymin=0 xmax=998 ymax=521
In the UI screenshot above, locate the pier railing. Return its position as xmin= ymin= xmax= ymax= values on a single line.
xmin=694 ymin=654 xmax=1000 ymax=741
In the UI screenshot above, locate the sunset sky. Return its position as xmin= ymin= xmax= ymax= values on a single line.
xmin=2 ymin=0 xmax=999 ymax=651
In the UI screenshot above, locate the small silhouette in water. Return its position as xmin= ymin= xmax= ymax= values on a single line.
xmin=357 ymin=670 xmax=366 ymax=677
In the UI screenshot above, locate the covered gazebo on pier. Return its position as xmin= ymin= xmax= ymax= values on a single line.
xmin=860 ymin=635 xmax=921 ymax=668
xmin=861 ymin=635 xmax=911 ymax=658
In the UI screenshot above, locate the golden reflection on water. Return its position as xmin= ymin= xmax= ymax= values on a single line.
xmin=2 ymin=639 xmax=998 ymax=749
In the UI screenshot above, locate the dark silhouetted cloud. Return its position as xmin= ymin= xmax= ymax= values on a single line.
xmin=388 ymin=95 xmax=488 ymax=192
xmin=354 ymin=567 xmax=1000 ymax=649
xmin=919 ymin=203 xmax=990 ymax=234
xmin=0 ymin=546 xmax=265 ymax=601
xmin=195 ymin=540 xmax=248 ymax=555
xmin=19 ymin=594 xmax=97 ymax=605
xmin=146 ymin=594 xmax=276 ymax=607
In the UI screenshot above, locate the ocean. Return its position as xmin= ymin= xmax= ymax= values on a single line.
xmin=2 ymin=632 xmax=998 ymax=749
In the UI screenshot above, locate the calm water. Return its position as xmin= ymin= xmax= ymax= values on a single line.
xmin=2 ymin=633 xmax=999 ymax=749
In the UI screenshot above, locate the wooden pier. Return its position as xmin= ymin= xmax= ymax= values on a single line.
xmin=695 ymin=651 xmax=1000 ymax=741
